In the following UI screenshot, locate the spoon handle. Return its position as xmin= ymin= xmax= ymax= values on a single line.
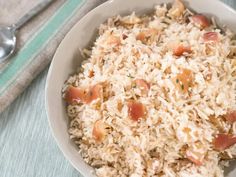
xmin=12 ymin=0 xmax=54 ymax=31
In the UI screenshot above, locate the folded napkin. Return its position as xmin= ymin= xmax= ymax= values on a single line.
xmin=0 ymin=0 xmax=107 ymax=113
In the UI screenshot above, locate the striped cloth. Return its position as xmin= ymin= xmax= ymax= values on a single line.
xmin=0 ymin=0 xmax=107 ymax=113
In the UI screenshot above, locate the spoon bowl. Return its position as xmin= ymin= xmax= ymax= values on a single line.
xmin=0 ymin=0 xmax=53 ymax=63
xmin=0 ymin=26 xmax=16 ymax=62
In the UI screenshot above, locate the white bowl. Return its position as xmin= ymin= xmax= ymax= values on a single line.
xmin=45 ymin=0 xmax=236 ymax=176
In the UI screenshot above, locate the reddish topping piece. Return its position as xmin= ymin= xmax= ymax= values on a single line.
xmin=65 ymin=84 xmax=103 ymax=104
xmin=225 ymin=110 xmax=236 ymax=123
xmin=92 ymin=120 xmax=106 ymax=142
xmin=136 ymin=32 xmax=146 ymax=42
xmin=191 ymin=14 xmax=210 ymax=29
xmin=136 ymin=28 xmax=159 ymax=44
xmin=107 ymin=35 xmax=121 ymax=45
xmin=173 ymin=44 xmax=191 ymax=56
xmin=186 ymin=150 xmax=203 ymax=166
xmin=213 ymin=134 xmax=236 ymax=151
xmin=86 ymin=84 xmax=103 ymax=103
xmin=174 ymin=69 xmax=194 ymax=93
xmin=203 ymin=32 xmax=218 ymax=42
xmin=65 ymin=86 xmax=86 ymax=104
xmin=135 ymin=79 xmax=150 ymax=95
xmin=186 ymin=142 xmax=206 ymax=166
xmin=128 ymin=101 xmax=146 ymax=121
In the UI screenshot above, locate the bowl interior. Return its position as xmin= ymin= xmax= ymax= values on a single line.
xmin=45 ymin=0 xmax=236 ymax=176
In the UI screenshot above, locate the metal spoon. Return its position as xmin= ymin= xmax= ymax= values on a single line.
xmin=0 ymin=0 xmax=54 ymax=63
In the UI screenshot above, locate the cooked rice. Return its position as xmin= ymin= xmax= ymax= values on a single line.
xmin=62 ymin=1 xmax=236 ymax=176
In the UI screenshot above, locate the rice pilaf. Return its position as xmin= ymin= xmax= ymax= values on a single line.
xmin=62 ymin=0 xmax=236 ymax=176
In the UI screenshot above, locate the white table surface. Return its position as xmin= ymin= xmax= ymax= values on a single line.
xmin=0 ymin=0 xmax=236 ymax=177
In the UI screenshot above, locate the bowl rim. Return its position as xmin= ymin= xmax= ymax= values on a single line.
xmin=45 ymin=1 xmax=115 ymax=175
xmin=45 ymin=0 xmax=236 ymax=176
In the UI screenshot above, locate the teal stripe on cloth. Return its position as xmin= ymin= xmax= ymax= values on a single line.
xmin=0 ymin=0 xmax=85 ymax=95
